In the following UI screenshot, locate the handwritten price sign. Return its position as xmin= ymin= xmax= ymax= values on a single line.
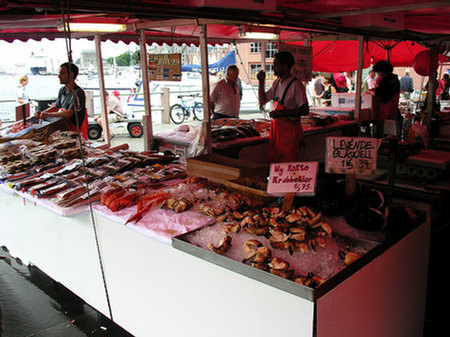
xmin=325 ymin=137 xmax=381 ymax=174
xmin=267 ymin=162 xmax=318 ymax=196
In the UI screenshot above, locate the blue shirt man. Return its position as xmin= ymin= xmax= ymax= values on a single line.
xmin=400 ymin=70 xmax=414 ymax=98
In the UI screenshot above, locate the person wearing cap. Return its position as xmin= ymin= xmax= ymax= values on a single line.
xmin=16 ymin=75 xmax=30 ymax=105
xmin=400 ymin=69 xmax=414 ymax=99
xmin=95 ymin=91 xmax=124 ymax=141
xmin=257 ymin=51 xmax=309 ymax=163
xmin=372 ymin=60 xmax=400 ymax=138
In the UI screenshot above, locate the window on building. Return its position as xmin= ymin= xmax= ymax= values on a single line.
xmin=250 ymin=42 xmax=277 ymax=59
xmin=250 ymin=43 xmax=261 ymax=54
xmin=266 ymin=42 xmax=277 ymax=59
xmin=250 ymin=63 xmax=274 ymax=80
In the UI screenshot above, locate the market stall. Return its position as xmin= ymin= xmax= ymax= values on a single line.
xmin=0 ymin=192 xmax=428 ymax=337
xmin=0 ymin=1 xmax=448 ymax=336
xmin=0 ymin=133 xmax=430 ymax=336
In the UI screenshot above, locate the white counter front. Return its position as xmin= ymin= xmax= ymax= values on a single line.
xmin=0 ymin=188 xmax=429 ymax=337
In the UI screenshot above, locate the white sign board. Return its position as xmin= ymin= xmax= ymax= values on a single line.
xmin=268 ymin=162 xmax=318 ymax=196
xmin=278 ymin=43 xmax=313 ymax=82
xmin=325 ymin=137 xmax=381 ymax=174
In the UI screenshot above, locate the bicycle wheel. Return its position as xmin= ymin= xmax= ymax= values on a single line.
xmin=193 ymin=102 xmax=204 ymax=121
xmin=170 ymin=104 xmax=186 ymax=124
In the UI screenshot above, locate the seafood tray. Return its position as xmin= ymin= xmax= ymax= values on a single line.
xmin=224 ymin=177 xmax=276 ymax=206
xmin=173 ymin=212 xmax=425 ymax=301
xmin=187 ymin=153 xmax=268 ymax=183
xmin=0 ymin=116 xmax=69 ymax=142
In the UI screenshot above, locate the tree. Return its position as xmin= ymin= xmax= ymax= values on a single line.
xmin=115 ymin=52 xmax=131 ymax=66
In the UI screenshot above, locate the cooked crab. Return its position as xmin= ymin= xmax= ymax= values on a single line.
xmin=208 ymin=236 xmax=232 ymax=255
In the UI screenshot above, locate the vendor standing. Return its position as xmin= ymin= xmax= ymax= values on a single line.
xmin=35 ymin=62 xmax=88 ymax=139
xmin=257 ymin=51 xmax=309 ymax=163
xmin=210 ymin=64 xmax=241 ymax=120
xmin=372 ymin=60 xmax=400 ymax=138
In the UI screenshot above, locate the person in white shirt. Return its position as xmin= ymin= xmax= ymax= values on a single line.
xmin=362 ymin=70 xmax=376 ymax=94
xmin=95 ymin=91 xmax=124 ymax=140
xmin=16 ymin=75 xmax=30 ymax=105
xmin=210 ymin=64 xmax=241 ymax=120
xmin=257 ymin=51 xmax=309 ymax=163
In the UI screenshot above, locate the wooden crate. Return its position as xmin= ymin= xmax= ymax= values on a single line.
xmin=225 ymin=177 xmax=276 ymax=205
xmin=187 ymin=153 xmax=268 ymax=183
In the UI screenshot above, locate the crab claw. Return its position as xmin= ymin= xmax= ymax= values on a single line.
xmin=221 ymin=222 xmax=241 ymax=235
xmin=270 ymin=268 xmax=294 ymax=279
xmin=339 ymin=251 xmax=361 ymax=266
xmin=208 ymin=236 xmax=232 ymax=255
xmin=268 ymin=257 xmax=289 ymax=270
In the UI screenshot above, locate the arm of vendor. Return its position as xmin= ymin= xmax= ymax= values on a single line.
xmin=257 ymin=68 xmax=309 ymax=120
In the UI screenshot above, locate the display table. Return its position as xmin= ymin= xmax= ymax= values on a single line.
xmin=0 ymin=186 xmax=429 ymax=337
xmin=154 ymin=120 xmax=359 ymax=163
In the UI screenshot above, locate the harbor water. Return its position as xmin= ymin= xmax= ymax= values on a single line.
xmin=0 ymin=73 xmax=263 ymax=128
xmin=0 ymin=74 xmax=142 ymax=122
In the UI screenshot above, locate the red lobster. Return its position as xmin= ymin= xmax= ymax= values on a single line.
xmin=125 ymin=191 xmax=169 ymax=224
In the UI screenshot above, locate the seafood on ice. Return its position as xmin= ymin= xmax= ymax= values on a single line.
xmin=339 ymin=251 xmax=361 ymax=266
xmin=209 ymin=206 xmax=334 ymax=255
xmin=126 ymin=177 xmax=251 ymax=224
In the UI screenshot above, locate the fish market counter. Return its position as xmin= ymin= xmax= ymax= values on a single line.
xmin=0 ymin=188 xmax=430 ymax=337
xmin=155 ymin=120 xmax=359 ymax=163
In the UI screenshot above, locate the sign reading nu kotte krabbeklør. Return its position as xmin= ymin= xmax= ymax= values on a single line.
xmin=325 ymin=137 xmax=381 ymax=174
xmin=267 ymin=162 xmax=318 ymax=196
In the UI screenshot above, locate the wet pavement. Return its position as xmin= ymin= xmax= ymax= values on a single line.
xmin=0 ymin=247 xmax=132 ymax=337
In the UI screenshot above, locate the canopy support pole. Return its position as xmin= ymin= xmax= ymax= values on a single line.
xmin=199 ymin=24 xmax=212 ymax=154
xmin=95 ymin=35 xmax=111 ymax=147
xmin=139 ymin=29 xmax=154 ymax=151
xmin=354 ymin=35 xmax=365 ymax=122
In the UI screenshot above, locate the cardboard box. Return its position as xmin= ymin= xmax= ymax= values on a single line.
xmin=187 ymin=153 xmax=268 ymax=183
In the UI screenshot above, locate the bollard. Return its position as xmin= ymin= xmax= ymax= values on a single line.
xmin=161 ymin=87 xmax=171 ymax=124
xmin=86 ymin=90 xmax=95 ymax=117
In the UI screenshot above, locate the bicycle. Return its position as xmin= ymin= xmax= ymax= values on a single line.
xmin=169 ymin=93 xmax=204 ymax=124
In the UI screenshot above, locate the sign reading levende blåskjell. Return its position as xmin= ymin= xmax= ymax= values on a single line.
xmin=267 ymin=162 xmax=318 ymax=196
xmin=325 ymin=137 xmax=381 ymax=174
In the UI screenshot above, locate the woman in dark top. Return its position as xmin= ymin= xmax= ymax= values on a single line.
xmin=318 ymin=73 xmax=338 ymax=106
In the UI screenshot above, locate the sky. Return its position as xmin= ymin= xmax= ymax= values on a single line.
xmin=0 ymin=38 xmax=139 ymax=68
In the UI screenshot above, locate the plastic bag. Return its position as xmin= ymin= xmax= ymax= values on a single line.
xmin=186 ymin=123 xmax=206 ymax=158
xmin=411 ymin=121 xmax=430 ymax=148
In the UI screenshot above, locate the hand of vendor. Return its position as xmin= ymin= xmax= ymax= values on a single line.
xmin=35 ymin=110 xmax=44 ymax=119
xmin=35 ymin=110 xmax=50 ymax=120
xmin=256 ymin=70 xmax=266 ymax=82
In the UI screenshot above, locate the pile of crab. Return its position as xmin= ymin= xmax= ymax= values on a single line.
xmin=217 ymin=206 xmax=333 ymax=255
xmin=206 ymin=205 xmax=361 ymax=289
xmin=122 ymin=177 xmax=251 ymax=225
xmin=210 ymin=237 xmax=327 ymax=288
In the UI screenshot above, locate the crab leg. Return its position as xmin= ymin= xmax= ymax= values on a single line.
xmin=125 ymin=194 xmax=169 ymax=224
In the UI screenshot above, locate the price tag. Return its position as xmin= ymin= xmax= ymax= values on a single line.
xmin=325 ymin=137 xmax=381 ymax=174
xmin=267 ymin=162 xmax=318 ymax=196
